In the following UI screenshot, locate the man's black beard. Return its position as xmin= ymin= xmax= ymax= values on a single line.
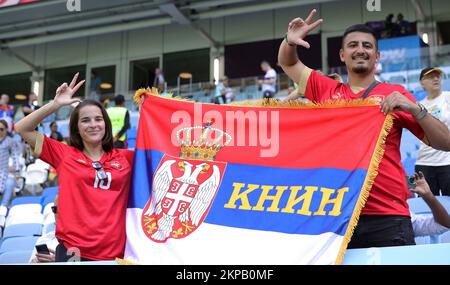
xmin=352 ymin=65 xmax=369 ymax=74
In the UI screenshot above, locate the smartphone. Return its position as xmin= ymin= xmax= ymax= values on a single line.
xmin=35 ymin=244 xmax=50 ymax=255
xmin=406 ymin=175 xmax=416 ymax=189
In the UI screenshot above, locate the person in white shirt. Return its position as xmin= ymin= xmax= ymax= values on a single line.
xmin=258 ymin=61 xmax=277 ymax=99
xmin=409 ymin=171 xmax=450 ymax=237
xmin=29 ymin=196 xmax=58 ymax=263
xmin=415 ymin=67 xmax=450 ymax=196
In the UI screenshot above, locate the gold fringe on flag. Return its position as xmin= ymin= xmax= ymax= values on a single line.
xmin=334 ymin=114 xmax=394 ymax=265
xmin=133 ymin=88 xmax=382 ymax=109
xmin=115 ymin=258 xmax=139 ymax=265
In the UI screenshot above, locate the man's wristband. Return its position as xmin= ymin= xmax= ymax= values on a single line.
xmin=284 ymin=33 xmax=296 ymax=47
xmin=413 ymin=102 xmax=428 ymax=120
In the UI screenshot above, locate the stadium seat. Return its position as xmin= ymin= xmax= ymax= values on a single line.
xmin=0 ymin=236 xmax=39 ymax=253
xmin=2 ymin=223 xmax=42 ymax=239
xmin=413 ymin=90 xmax=427 ymax=101
xmin=8 ymin=204 xmax=42 ymax=217
xmin=25 ymin=163 xmax=49 ymax=195
xmin=408 ymin=197 xmax=431 ymax=214
xmin=41 ymin=196 xmax=56 ymax=208
xmin=41 ymin=187 xmax=58 ymax=200
xmin=409 ymin=196 xmax=447 ymax=213
xmin=10 ymin=196 xmax=42 ymax=207
xmin=42 ymin=203 xmax=54 ymax=217
xmin=402 ymin=156 xmax=416 ymax=176
xmin=4 ymin=213 xmax=44 ymax=228
xmin=440 ymin=231 xmax=450 ymax=243
xmin=442 ymin=79 xmax=450 ymax=91
xmin=34 ymin=159 xmax=50 ymax=170
xmin=0 ymin=205 xmax=6 ymax=229
xmin=127 ymin=128 xmax=138 ymax=150
xmin=130 ymin=112 xmax=140 ymax=129
xmin=0 ymin=250 xmax=32 ymax=264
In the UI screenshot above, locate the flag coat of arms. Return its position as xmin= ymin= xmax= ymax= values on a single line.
xmin=124 ymin=89 xmax=393 ymax=265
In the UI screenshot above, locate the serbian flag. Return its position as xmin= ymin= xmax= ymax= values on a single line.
xmin=124 ymin=89 xmax=393 ymax=265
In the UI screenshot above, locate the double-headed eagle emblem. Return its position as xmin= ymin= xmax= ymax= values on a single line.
xmin=141 ymin=123 xmax=231 ymax=242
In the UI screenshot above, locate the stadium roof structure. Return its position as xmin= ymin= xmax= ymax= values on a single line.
xmin=0 ymin=0 xmax=342 ymax=48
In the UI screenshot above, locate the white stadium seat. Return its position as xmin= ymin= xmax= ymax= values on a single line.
xmin=5 ymin=213 xmax=44 ymax=228
xmin=8 ymin=204 xmax=42 ymax=217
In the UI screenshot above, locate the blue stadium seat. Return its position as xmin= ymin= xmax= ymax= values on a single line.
xmin=0 ymin=236 xmax=39 ymax=253
xmin=40 ymin=187 xmax=59 ymax=208
xmin=10 ymin=197 xmax=42 ymax=207
xmin=440 ymin=231 xmax=450 ymax=243
xmin=408 ymin=196 xmax=450 ymax=214
xmin=343 ymin=243 xmax=450 ymax=264
xmin=0 ymin=250 xmax=32 ymax=264
xmin=402 ymin=156 xmax=416 ymax=176
xmin=127 ymin=128 xmax=138 ymax=150
xmin=41 ymin=196 xmax=56 ymax=208
xmin=130 ymin=112 xmax=140 ymax=129
xmin=42 ymin=187 xmax=58 ymax=200
xmin=408 ymin=197 xmax=431 ymax=214
xmin=413 ymin=90 xmax=427 ymax=101
xmin=2 ymin=223 xmax=42 ymax=239
xmin=442 ymin=79 xmax=450 ymax=91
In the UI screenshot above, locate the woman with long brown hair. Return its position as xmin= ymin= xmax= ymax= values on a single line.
xmin=15 ymin=73 xmax=134 ymax=262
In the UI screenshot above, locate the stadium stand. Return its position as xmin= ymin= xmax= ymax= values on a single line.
xmin=0 ymin=236 xmax=39 ymax=254
xmin=127 ymin=128 xmax=138 ymax=150
xmin=0 ymin=250 xmax=33 ymax=264
xmin=2 ymin=223 xmax=42 ymax=239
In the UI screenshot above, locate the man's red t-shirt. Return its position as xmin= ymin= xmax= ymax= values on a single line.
xmin=302 ymin=69 xmax=424 ymax=216
xmin=36 ymin=134 xmax=134 ymax=260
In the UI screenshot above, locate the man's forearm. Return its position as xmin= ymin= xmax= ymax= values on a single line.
xmin=418 ymin=115 xmax=450 ymax=151
xmin=423 ymin=194 xmax=450 ymax=228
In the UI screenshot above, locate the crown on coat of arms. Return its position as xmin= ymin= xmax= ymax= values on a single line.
xmin=176 ymin=122 xmax=232 ymax=161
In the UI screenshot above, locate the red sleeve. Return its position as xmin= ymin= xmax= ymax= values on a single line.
xmin=40 ymin=135 xmax=72 ymax=170
xmin=391 ymin=85 xmax=425 ymax=140
xmin=304 ymin=70 xmax=340 ymax=103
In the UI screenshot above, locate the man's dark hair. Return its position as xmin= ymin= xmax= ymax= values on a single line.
xmin=69 ymin=99 xmax=113 ymax=152
xmin=114 ymin=94 xmax=125 ymax=105
xmin=342 ymin=24 xmax=378 ymax=50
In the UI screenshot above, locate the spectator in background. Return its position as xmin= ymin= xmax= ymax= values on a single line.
xmin=29 ymin=196 xmax=59 ymax=263
xmin=214 ymin=76 xmax=235 ymax=104
xmin=0 ymin=94 xmax=14 ymax=132
xmin=415 ymin=67 xmax=450 ymax=196
xmin=258 ymin=61 xmax=277 ymax=99
xmin=408 ymin=171 xmax=450 ymax=237
xmin=153 ymin=68 xmax=166 ymax=92
xmin=107 ymin=94 xmax=130 ymax=149
xmin=22 ymin=92 xmax=40 ymax=117
xmin=382 ymin=14 xmax=396 ymax=38
xmin=49 ymin=121 xmax=64 ymax=142
xmin=0 ymin=120 xmax=21 ymax=207
xmin=89 ymin=71 xmax=101 ymax=102
xmin=397 ymin=13 xmax=410 ymax=36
